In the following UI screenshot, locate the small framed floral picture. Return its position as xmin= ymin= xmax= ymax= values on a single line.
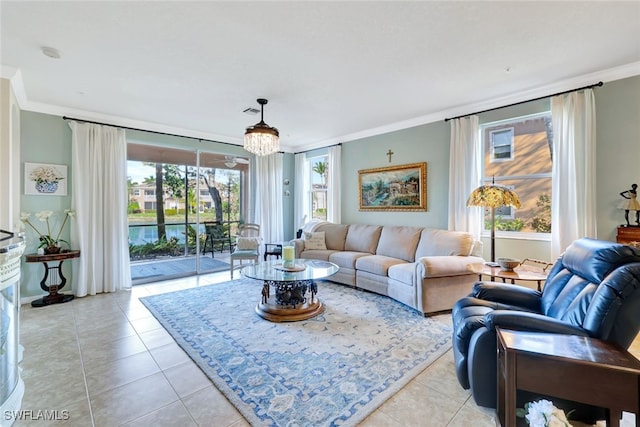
xmin=24 ymin=163 xmax=68 ymax=196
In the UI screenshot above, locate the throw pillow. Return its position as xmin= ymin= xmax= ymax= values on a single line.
xmin=304 ymin=231 xmax=327 ymax=250
xmin=236 ymin=236 xmax=259 ymax=250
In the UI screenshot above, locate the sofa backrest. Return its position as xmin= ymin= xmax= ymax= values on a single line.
xmin=344 ymin=224 xmax=382 ymax=254
xmin=313 ymin=223 xmax=349 ymax=251
xmin=541 ymin=238 xmax=640 ymax=346
xmin=376 ymin=226 xmax=422 ymax=262
xmin=414 ymin=228 xmax=474 ymax=258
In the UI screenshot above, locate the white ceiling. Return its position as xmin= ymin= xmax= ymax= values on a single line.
xmin=2 ymin=1 xmax=639 ymax=152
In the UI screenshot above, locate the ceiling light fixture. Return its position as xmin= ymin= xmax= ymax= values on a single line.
xmin=244 ymin=98 xmax=279 ymax=156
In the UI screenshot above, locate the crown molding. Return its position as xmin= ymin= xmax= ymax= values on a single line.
xmin=4 ymin=61 xmax=639 ymax=154
xmin=21 ymin=99 xmax=244 ymax=146
xmin=296 ymin=61 xmax=640 ymax=152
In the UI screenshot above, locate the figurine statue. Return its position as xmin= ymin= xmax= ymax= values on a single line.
xmin=619 ymin=183 xmax=640 ymax=226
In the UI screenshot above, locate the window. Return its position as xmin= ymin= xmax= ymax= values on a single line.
xmin=309 ymin=155 xmax=328 ymax=221
xmin=490 ymin=127 xmax=514 ymax=161
xmin=481 ymin=112 xmax=552 ymax=234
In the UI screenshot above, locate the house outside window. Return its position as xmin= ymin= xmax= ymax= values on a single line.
xmin=490 ymin=127 xmax=515 ymax=162
xmin=482 ymin=112 xmax=553 ymax=234
xmin=309 ymin=155 xmax=328 ymax=221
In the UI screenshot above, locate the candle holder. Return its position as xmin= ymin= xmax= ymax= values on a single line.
xmin=282 ymin=245 xmax=295 ymax=268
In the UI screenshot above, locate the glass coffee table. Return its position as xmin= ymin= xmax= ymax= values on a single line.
xmin=241 ymin=259 xmax=339 ymax=322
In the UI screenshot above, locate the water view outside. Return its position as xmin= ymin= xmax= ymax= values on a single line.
xmin=126 ymin=148 xmax=247 ymax=280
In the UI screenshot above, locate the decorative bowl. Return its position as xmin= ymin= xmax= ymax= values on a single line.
xmin=497 ymin=257 xmax=521 ymax=271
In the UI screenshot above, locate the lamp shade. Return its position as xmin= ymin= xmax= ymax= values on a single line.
xmin=244 ymin=98 xmax=279 ymax=156
xmin=466 ymin=180 xmax=521 ymax=263
xmin=466 ymin=184 xmax=521 ymax=209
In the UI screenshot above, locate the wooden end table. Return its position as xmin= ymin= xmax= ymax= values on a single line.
xmin=497 ymin=328 xmax=640 ymax=427
xmin=467 ymin=261 xmax=550 ymax=291
xmin=25 ymin=250 xmax=80 ymax=307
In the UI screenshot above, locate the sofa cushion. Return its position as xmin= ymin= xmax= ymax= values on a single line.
xmin=299 ymin=249 xmax=339 ymax=261
xmin=345 ymin=224 xmax=382 ymax=254
xmin=415 ymin=228 xmax=474 ymax=258
xmin=356 ymin=255 xmax=407 ymax=276
xmin=314 ymin=223 xmax=349 ymax=251
xmin=329 ymin=251 xmax=370 ymax=269
xmin=388 ymin=263 xmax=415 ymax=286
xmin=376 ymin=226 xmax=422 ymax=262
xmin=304 ymin=231 xmax=327 ymax=250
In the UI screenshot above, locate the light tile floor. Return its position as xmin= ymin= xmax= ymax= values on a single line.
xmin=14 ymin=271 xmax=640 ymax=427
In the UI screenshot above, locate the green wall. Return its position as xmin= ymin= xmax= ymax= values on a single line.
xmin=595 ymin=76 xmax=640 ymax=241
xmin=18 ymin=74 xmax=640 ymax=297
xmin=20 ymin=112 xmax=73 ymax=298
xmin=341 ymin=121 xmax=450 ymax=228
xmin=339 ymin=74 xmax=640 ymax=262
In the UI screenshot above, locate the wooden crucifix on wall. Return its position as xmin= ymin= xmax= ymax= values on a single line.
xmin=386 ymin=149 xmax=394 ymax=163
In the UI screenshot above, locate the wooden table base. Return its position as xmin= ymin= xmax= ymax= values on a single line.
xmin=255 ymin=298 xmax=324 ymax=322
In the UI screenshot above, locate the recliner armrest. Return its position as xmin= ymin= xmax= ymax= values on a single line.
xmin=472 ymin=282 xmax=542 ymax=311
xmin=484 ymin=310 xmax=590 ymax=336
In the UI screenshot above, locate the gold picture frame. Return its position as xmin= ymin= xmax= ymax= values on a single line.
xmin=358 ymin=162 xmax=427 ymax=211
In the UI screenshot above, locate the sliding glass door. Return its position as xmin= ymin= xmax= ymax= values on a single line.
xmin=127 ymin=144 xmax=248 ymax=284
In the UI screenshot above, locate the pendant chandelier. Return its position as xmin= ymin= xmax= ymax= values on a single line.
xmin=244 ymin=98 xmax=279 ymax=156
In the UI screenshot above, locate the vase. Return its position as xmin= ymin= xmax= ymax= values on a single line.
xmin=44 ymin=245 xmax=61 ymax=254
xmin=35 ymin=181 xmax=59 ymax=194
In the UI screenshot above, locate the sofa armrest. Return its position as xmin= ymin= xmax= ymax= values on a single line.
xmin=472 ymin=282 xmax=542 ymax=311
xmin=416 ymin=256 xmax=484 ymax=278
xmin=291 ymin=239 xmax=305 ymax=258
xmin=484 ymin=310 xmax=590 ymax=336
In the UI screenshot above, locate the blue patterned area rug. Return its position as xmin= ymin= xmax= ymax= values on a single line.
xmin=140 ymin=279 xmax=452 ymax=426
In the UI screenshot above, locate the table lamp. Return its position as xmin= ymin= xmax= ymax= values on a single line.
xmin=467 ymin=178 xmax=521 ymax=263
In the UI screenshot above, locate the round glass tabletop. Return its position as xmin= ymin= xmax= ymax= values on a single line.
xmin=241 ymin=259 xmax=338 ymax=282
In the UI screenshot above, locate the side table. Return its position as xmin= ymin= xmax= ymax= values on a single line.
xmin=25 ymin=250 xmax=80 ymax=307
xmin=467 ymin=261 xmax=550 ymax=291
xmin=497 ymin=328 xmax=640 ymax=427
xmin=617 ymin=225 xmax=640 ymax=247
xmin=264 ymin=243 xmax=282 ymax=261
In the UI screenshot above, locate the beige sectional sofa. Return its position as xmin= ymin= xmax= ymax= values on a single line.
xmin=292 ymin=222 xmax=484 ymax=316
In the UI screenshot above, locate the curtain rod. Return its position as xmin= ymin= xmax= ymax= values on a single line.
xmin=444 ymin=81 xmax=603 ymax=122
xmin=62 ymin=115 xmax=241 ymax=148
xmin=294 ymin=142 xmax=342 ymax=155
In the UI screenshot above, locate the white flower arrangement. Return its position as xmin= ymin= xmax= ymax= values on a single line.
xmin=29 ymin=165 xmax=64 ymax=184
xmin=20 ymin=210 xmax=75 ymax=250
xmin=517 ymin=399 xmax=573 ymax=427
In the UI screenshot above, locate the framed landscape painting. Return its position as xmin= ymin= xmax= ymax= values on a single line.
xmin=359 ymin=162 xmax=427 ymax=211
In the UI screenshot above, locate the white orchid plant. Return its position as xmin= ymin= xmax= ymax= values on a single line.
xmin=20 ymin=210 xmax=75 ymax=249
xmin=517 ymin=399 xmax=574 ymax=427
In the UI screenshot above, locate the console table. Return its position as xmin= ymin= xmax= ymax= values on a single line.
xmin=497 ymin=328 xmax=640 ymax=427
xmin=617 ymin=225 xmax=640 ymax=247
xmin=25 ymin=250 xmax=80 ymax=307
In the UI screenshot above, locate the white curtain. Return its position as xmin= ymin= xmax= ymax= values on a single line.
xmin=448 ymin=116 xmax=482 ymax=240
xmin=327 ymin=145 xmax=342 ymax=223
xmin=551 ymin=89 xmax=597 ymax=259
xmin=294 ymin=153 xmax=310 ymax=230
xmin=255 ymin=153 xmax=284 ymax=244
xmin=69 ymin=122 xmax=131 ymax=296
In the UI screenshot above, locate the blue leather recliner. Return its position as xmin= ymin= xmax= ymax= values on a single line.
xmin=452 ymin=238 xmax=640 ymax=409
